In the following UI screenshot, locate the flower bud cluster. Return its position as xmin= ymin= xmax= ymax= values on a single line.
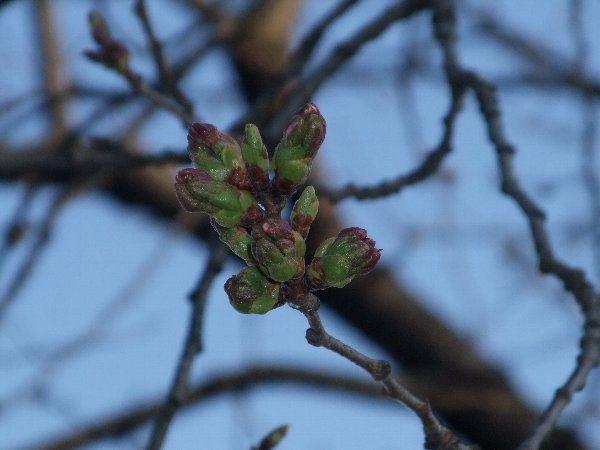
xmin=175 ymin=104 xmax=381 ymax=314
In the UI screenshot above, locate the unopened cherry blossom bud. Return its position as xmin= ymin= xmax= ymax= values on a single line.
xmin=211 ymin=220 xmax=254 ymax=264
xmin=175 ymin=168 xmax=257 ymax=228
xmin=187 ymin=123 xmax=246 ymax=186
xmin=225 ymin=266 xmax=282 ymax=314
xmin=290 ymin=186 xmax=319 ymax=238
xmin=307 ymin=227 xmax=381 ymax=290
xmin=251 ymin=218 xmax=305 ymax=282
xmin=272 ymin=103 xmax=326 ymax=196
xmin=85 ymin=12 xmax=129 ymax=73
xmin=242 ymin=124 xmax=270 ymax=190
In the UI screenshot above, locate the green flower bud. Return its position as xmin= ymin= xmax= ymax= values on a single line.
xmin=251 ymin=218 xmax=305 ymax=282
xmin=188 ymin=123 xmax=246 ymax=187
xmin=85 ymin=12 xmax=129 ymax=73
xmin=307 ymin=227 xmax=381 ymax=290
xmin=242 ymin=124 xmax=270 ymax=180
xmin=291 ymin=185 xmax=319 ymax=238
xmin=272 ymin=103 xmax=326 ymax=196
xmin=225 ymin=266 xmax=282 ymax=314
xmin=211 ymin=220 xmax=254 ymax=263
xmin=175 ymin=168 xmax=258 ymax=228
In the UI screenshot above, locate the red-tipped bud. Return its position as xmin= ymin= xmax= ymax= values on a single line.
xmin=251 ymin=217 xmax=306 ymax=282
xmin=187 ymin=122 xmax=246 ymax=187
xmin=225 ymin=266 xmax=283 ymax=314
xmin=272 ymin=103 xmax=326 ymax=196
xmin=307 ymin=227 xmax=381 ymax=290
xmin=175 ymin=168 xmax=258 ymax=228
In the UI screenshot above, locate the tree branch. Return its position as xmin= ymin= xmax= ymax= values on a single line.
xmin=27 ymin=366 xmax=383 ymax=450
xmin=0 ymin=187 xmax=74 ymax=326
xmin=291 ymin=294 xmax=476 ymax=450
xmin=134 ymin=0 xmax=194 ymax=115
xmin=144 ymin=240 xmax=227 ymax=450
xmin=432 ymin=1 xmax=600 ymax=448
xmin=315 ymin=79 xmax=464 ymax=203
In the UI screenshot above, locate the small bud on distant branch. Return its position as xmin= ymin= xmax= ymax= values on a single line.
xmin=85 ymin=11 xmax=129 ymax=73
xmin=253 ymin=425 xmax=289 ymax=450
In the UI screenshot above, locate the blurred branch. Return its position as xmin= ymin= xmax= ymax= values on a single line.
xmin=315 ymin=79 xmax=464 ymax=203
xmin=0 ymin=145 xmax=188 ymax=179
xmin=252 ymin=425 xmax=288 ymax=450
xmin=134 ymin=0 xmax=194 ymax=115
xmin=236 ymin=0 xmax=361 ymax=128
xmin=282 ymin=0 xmax=428 ymax=122
xmin=0 ymin=0 xmax=592 ymax=448
xmin=35 ymin=0 xmax=67 ymax=139
xmin=433 ymin=2 xmax=600 ymax=449
xmin=0 ymin=185 xmax=37 ymax=275
xmin=184 ymin=0 xmax=226 ymax=24
xmin=0 ymin=223 xmax=183 ymax=413
xmin=28 ymin=366 xmax=382 ymax=450
xmin=0 ymin=187 xmax=74 ymax=326
xmin=252 ymin=0 xmax=430 ymax=139
xmin=471 ymin=6 xmax=600 ymax=98
xmin=145 ymin=241 xmax=227 ymax=450
xmin=0 ymin=0 xmax=17 ymax=9
xmin=85 ymin=11 xmax=194 ymax=126
xmin=120 ymin=69 xmax=194 ymax=126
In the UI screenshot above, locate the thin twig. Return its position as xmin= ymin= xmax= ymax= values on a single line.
xmin=122 ymin=69 xmax=194 ymax=127
xmin=470 ymin=5 xmax=600 ymax=99
xmin=517 ymin=333 xmax=600 ymax=450
xmin=293 ymin=294 xmax=476 ymax=450
xmin=0 ymin=184 xmax=37 ymax=275
xmin=134 ymin=0 xmax=194 ymax=115
xmin=514 ymin=1 xmax=600 ymax=448
xmin=144 ymin=240 xmax=227 ymax=450
xmin=254 ymin=0 xmax=430 ymax=143
xmin=0 ymin=188 xmax=73 ymax=326
xmin=432 ymin=1 xmax=600 ymax=448
xmin=234 ymin=0 xmax=361 ymax=130
xmin=291 ymin=0 xmax=430 ymax=116
xmin=316 ymin=81 xmax=465 ymax=203
xmin=0 ymin=223 xmax=183 ymax=413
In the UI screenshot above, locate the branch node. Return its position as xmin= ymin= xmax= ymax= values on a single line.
xmin=305 ymin=327 xmax=323 ymax=347
xmin=371 ymin=360 xmax=391 ymax=381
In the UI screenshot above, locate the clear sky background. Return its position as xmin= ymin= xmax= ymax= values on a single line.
xmin=1 ymin=0 xmax=600 ymax=449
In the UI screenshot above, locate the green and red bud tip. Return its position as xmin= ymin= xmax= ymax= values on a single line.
xmin=307 ymin=227 xmax=381 ymax=290
xmin=224 ymin=266 xmax=282 ymax=314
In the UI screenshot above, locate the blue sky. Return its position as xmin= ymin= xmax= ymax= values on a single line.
xmin=1 ymin=0 xmax=600 ymax=449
